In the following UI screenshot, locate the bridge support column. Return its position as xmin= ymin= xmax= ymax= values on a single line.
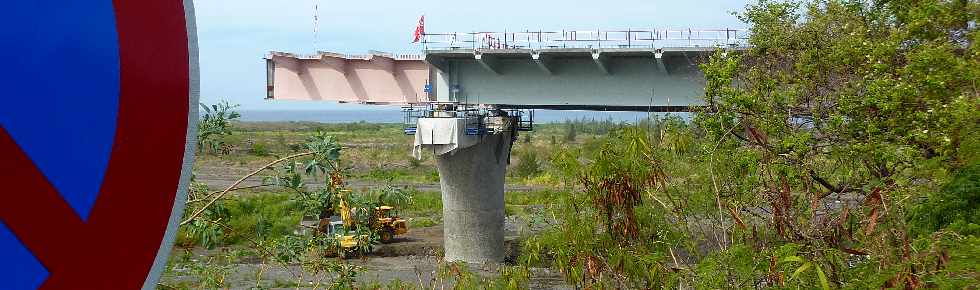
xmin=435 ymin=131 xmax=512 ymax=264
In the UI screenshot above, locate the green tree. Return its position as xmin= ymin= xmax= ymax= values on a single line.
xmin=697 ymin=0 xmax=979 ymax=287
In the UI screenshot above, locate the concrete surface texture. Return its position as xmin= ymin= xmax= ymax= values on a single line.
xmin=436 ymin=130 xmax=513 ymax=263
xmin=266 ymin=52 xmax=428 ymax=104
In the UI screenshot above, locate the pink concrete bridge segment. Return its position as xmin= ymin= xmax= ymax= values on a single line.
xmin=265 ymin=51 xmax=430 ymax=104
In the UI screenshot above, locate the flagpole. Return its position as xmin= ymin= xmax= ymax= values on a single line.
xmin=312 ymin=0 xmax=319 ymax=52
xmin=421 ymin=14 xmax=425 ymax=50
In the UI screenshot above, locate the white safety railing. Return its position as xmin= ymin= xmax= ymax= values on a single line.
xmin=421 ymin=28 xmax=748 ymax=50
xmin=268 ymin=51 xmax=424 ymax=60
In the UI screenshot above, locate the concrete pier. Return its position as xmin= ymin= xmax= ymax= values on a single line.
xmin=436 ymin=131 xmax=512 ymax=263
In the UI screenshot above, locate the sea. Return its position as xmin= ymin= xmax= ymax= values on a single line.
xmin=238 ymin=110 xmax=689 ymax=124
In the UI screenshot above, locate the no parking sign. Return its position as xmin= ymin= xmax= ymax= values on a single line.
xmin=0 ymin=0 xmax=198 ymax=288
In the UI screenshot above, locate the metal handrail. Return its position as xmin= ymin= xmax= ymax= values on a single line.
xmin=421 ymin=28 xmax=748 ymax=50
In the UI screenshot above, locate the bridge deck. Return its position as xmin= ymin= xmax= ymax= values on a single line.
xmin=265 ymin=46 xmax=739 ymax=111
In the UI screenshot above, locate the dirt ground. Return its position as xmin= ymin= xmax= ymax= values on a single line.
xmin=163 ymin=163 xmax=566 ymax=289
xmin=161 ymin=222 xmax=568 ymax=289
xmin=158 ymin=140 xmax=570 ymax=289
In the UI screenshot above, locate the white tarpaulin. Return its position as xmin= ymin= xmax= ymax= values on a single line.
xmin=412 ymin=118 xmax=479 ymax=159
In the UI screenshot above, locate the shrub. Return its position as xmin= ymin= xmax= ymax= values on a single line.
xmin=513 ymin=150 xmax=542 ymax=179
xmin=249 ymin=142 xmax=271 ymax=156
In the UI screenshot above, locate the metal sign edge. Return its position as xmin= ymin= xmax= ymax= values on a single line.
xmin=141 ymin=0 xmax=199 ymax=288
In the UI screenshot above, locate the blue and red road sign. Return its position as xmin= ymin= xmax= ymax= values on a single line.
xmin=0 ymin=0 xmax=197 ymax=288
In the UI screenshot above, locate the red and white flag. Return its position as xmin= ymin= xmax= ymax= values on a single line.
xmin=412 ymin=15 xmax=425 ymax=43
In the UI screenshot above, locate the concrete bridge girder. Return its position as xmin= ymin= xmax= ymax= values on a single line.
xmin=424 ymin=47 xmax=716 ymax=109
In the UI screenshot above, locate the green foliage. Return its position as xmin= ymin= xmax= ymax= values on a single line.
xmin=692 ymin=0 xmax=980 ymax=287
xmin=692 ymin=244 xmax=768 ymax=289
xmin=265 ymin=130 xmax=344 ymax=220
xmin=185 ymin=253 xmax=231 ymax=288
xmin=909 ymin=163 xmax=980 ymax=237
xmin=529 ymin=128 xmax=680 ymax=289
xmin=512 ymin=149 xmax=542 ymax=179
xmin=523 ymin=1 xmax=979 ymax=288
xmin=248 ymin=142 xmax=272 ymax=156
xmin=183 ymin=201 xmax=229 ymax=249
xmin=776 ymin=245 xmax=832 ymax=290
xmin=223 ymin=192 xmax=303 ymax=244
xmin=197 ymin=101 xmax=240 ymax=155
xmin=324 ymin=262 xmax=361 ymax=289
xmin=844 ymin=232 xmax=980 ymax=288
xmin=248 ymin=141 xmax=271 ymax=156
xmin=304 ymin=130 xmax=343 ymax=174
xmin=377 ymin=184 xmax=412 ymax=208
xmin=563 ymin=122 xmax=577 ymax=142
xmin=410 ymin=217 xmax=439 ymax=228
xmin=402 ymin=189 xmax=442 ymax=216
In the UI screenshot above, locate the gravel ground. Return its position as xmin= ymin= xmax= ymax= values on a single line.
xmin=161 ymin=214 xmax=565 ymax=289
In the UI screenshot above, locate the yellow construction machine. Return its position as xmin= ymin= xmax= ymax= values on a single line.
xmin=317 ymin=195 xmax=409 ymax=258
xmin=373 ymin=205 xmax=408 ymax=243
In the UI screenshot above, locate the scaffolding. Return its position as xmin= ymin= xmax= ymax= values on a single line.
xmin=402 ymin=103 xmax=533 ymax=136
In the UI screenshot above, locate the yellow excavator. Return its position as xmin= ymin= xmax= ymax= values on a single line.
xmin=317 ymin=192 xmax=409 ymax=257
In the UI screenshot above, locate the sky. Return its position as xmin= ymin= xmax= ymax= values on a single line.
xmin=194 ymin=0 xmax=751 ymax=111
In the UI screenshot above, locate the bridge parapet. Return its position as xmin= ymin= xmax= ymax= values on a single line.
xmin=420 ymin=28 xmax=748 ymax=50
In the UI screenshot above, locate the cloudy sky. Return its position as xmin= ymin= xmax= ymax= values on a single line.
xmin=194 ymin=0 xmax=751 ymax=110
